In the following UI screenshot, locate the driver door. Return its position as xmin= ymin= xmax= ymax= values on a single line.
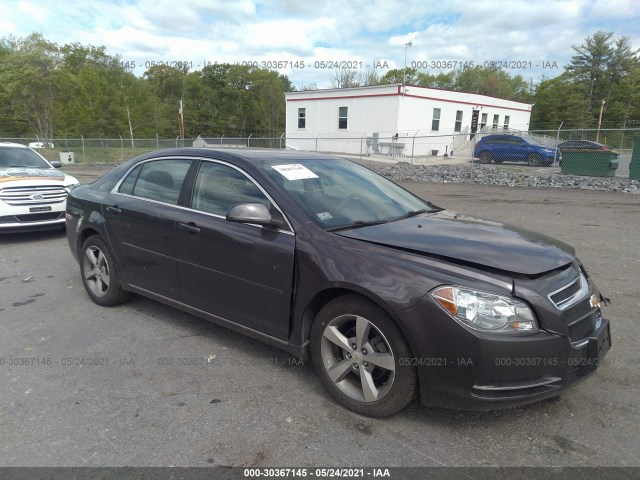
xmin=175 ymin=160 xmax=295 ymax=340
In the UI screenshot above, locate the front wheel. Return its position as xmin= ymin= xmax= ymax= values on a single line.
xmin=80 ymin=235 xmax=131 ymax=306
xmin=310 ymin=295 xmax=417 ymax=417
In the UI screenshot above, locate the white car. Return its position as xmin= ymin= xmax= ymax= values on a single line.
xmin=0 ymin=143 xmax=79 ymax=232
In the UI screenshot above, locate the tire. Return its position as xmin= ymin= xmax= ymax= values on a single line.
xmin=80 ymin=235 xmax=131 ymax=306
xmin=478 ymin=151 xmax=492 ymax=164
xmin=310 ymin=294 xmax=417 ymax=417
xmin=527 ymin=153 xmax=542 ymax=166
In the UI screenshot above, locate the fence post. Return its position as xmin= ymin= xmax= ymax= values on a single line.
xmin=81 ymin=135 xmax=86 ymax=163
xmin=280 ymin=133 xmax=285 ymax=149
xmin=411 ymin=131 xmax=418 ymax=165
xmin=221 ymin=135 xmax=224 ymax=145
xmin=552 ymin=122 xmax=563 ymax=180
xmin=248 ymin=133 xmax=253 ymax=148
xmin=360 ymin=134 xmax=365 ymax=159
xmin=119 ymin=135 xmax=124 ymax=161
xmin=315 ymin=134 xmax=319 ymax=152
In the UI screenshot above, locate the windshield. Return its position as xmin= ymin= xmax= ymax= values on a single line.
xmin=264 ymin=158 xmax=439 ymax=231
xmin=0 ymin=147 xmax=51 ymax=169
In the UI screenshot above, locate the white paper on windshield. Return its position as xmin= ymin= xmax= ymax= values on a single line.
xmin=272 ymin=164 xmax=318 ymax=181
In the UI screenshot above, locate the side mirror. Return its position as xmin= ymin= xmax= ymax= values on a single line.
xmin=50 ymin=161 xmax=62 ymax=168
xmin=226 ymin=203 xmax=285 ymax=229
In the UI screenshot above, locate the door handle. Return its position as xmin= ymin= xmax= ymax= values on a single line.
xmin=177 ymin=222 xmax=200 ymax=234
xmin=106 ymin=205 xmax=122 ymax=215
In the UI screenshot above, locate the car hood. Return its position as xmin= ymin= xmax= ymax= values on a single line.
xmin=0 ymin=167 xmax=70 ymax=184
xmin=335 ymin=211 xmax=575 ymax=276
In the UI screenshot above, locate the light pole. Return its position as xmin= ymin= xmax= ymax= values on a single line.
xmin=402 ymin=41 xmax=412 ymax=95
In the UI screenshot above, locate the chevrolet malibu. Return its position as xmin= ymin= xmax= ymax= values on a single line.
xmin=66 ymin=149 xmax=611 ymax=417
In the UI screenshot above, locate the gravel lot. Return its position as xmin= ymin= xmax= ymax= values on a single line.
xmin=1 ymin=163 xmax=639 ymax=468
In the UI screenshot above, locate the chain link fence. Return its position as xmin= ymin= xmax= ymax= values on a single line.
xmin=3 ymin=128 xmax=639 ymax=182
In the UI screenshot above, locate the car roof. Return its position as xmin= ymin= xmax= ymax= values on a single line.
xmin=135 ymin=147 xmax=345 ymax=167
xmin=481 ymin=134 xmax=524 ymax=139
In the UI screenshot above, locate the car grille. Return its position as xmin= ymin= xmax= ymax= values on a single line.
xmin=0 ymin=212 xmax=65 ymax=223
xmin=568 ymin=312 xmax=596 ymax=345
xmin=550 ymin=278 xmax=581 ymax=306
xmin=0 ymin=185 xmax=67 ymax=206
xmin=548 ymin=271 xmax=588 ymax=310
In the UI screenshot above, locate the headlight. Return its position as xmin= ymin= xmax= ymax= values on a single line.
xmin=64 ymin=183 xmax=79 ymax=193
xmin=431 ymin=286 xmax=538 ymax=335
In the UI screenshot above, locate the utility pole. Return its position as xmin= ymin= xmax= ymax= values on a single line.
xmin=179 ymin=97 xmax=185 ymax=145
xmin=402 ymin=41 xmax=412 ymax=95
xmin=596 ymin=99 xmax=605 ymax=142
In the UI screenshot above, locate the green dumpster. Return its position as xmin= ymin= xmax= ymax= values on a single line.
xmin=560 ymin=149 xmax=619 ymax=177
xmin=630 ymin=136 xmax=640 ymax=180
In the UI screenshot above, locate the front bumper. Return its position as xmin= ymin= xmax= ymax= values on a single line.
xmin=395 ymin=300 xmax=611 ymax=410
xmin=0 ymin=211 xmax=66 ymax=232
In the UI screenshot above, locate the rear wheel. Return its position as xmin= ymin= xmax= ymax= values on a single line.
xmin=478 ymin=151 xmax=492 ymax=164
xmin=80 ymin=235 xmax=131 ymax=306
xmin=527 ymin=153 xmax=542 ymax=166
xmin=310 ymin=295 xmax=417 ymax=417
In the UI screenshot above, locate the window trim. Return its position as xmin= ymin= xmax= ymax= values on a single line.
xmin=454 ymin=110 xmax=463 ymax=133
xmin=111 ymin=157 xmax=294 ymax=234
xmin=298 ymin=107 xmax=306 ymax=129
xmin=492 ymin=114 xmax=500 ymax=128
xmin=503 ymin=115 xmax=510 ymax=130
xmin=338 ymin=106 xmax=348 ymax=130
xmin=432 ymin=107 xmax=441 ymax=131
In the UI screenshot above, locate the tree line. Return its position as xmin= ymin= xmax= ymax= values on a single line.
xmin=0 ymin=31 xmax=638 ymax=141
xmin=0 ymin=33 xmax=293 ymax=141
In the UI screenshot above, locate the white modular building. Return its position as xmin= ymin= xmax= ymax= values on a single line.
xmin=285 ymin=84 xmax=532 ymax=158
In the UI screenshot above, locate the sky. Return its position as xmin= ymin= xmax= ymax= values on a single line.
xmin=1 ymin=0 xmax=639 ymax=89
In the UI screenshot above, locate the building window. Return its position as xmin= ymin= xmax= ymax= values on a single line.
xmin=481 ymin=113 xmax=487 ymax=129
xmin=454 ymin=110 xmax=463 ymax=132
xmin=503 ymin=115 xmax=510 ymax=130
xmin=432 ymin=108 xmax=441 ymax=131
xmin=298 ymin=108 xmax=306 ymax=129
xmin=338 ymin=106 xmax=348 ymax=129
xmin=492 ymin=114 xmax=499 ymax=128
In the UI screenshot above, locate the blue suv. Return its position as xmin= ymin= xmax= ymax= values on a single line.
xmin=474 ymin=134 xmax=561 ymax=166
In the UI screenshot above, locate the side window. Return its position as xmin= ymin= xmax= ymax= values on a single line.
xmin=431 ymin=108 xmax=441 ymax=131
xmin=129 ymin=160 xmax=191 ymax=205
xmin=454 ymin=110 xmax=463 ymax=132
xmin=118 ymin=164 xmax=142 ymax=195
xmin=192 ymin=162 xmax=270 ymax=216
xmin=298 ymin=108 xmax=306 ymax=129
xmin=338 ymin=107 xmax=348 ymax=129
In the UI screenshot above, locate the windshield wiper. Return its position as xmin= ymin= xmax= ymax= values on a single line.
xmin=391 ymin=209 xmax=431 ymax=221
xmin=327 ymin=219 xmax=390 ymax=233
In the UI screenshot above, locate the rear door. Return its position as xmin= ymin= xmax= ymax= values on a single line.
xmin=175 ymin=160 xmax=295 ymax=340
xmin=490 ymin=136 xmax=512 ymax=162
xmin=510 ymin=136 xmax=531 ymax=161
xmin=103 ymin=158 xmax=193 ymax=300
